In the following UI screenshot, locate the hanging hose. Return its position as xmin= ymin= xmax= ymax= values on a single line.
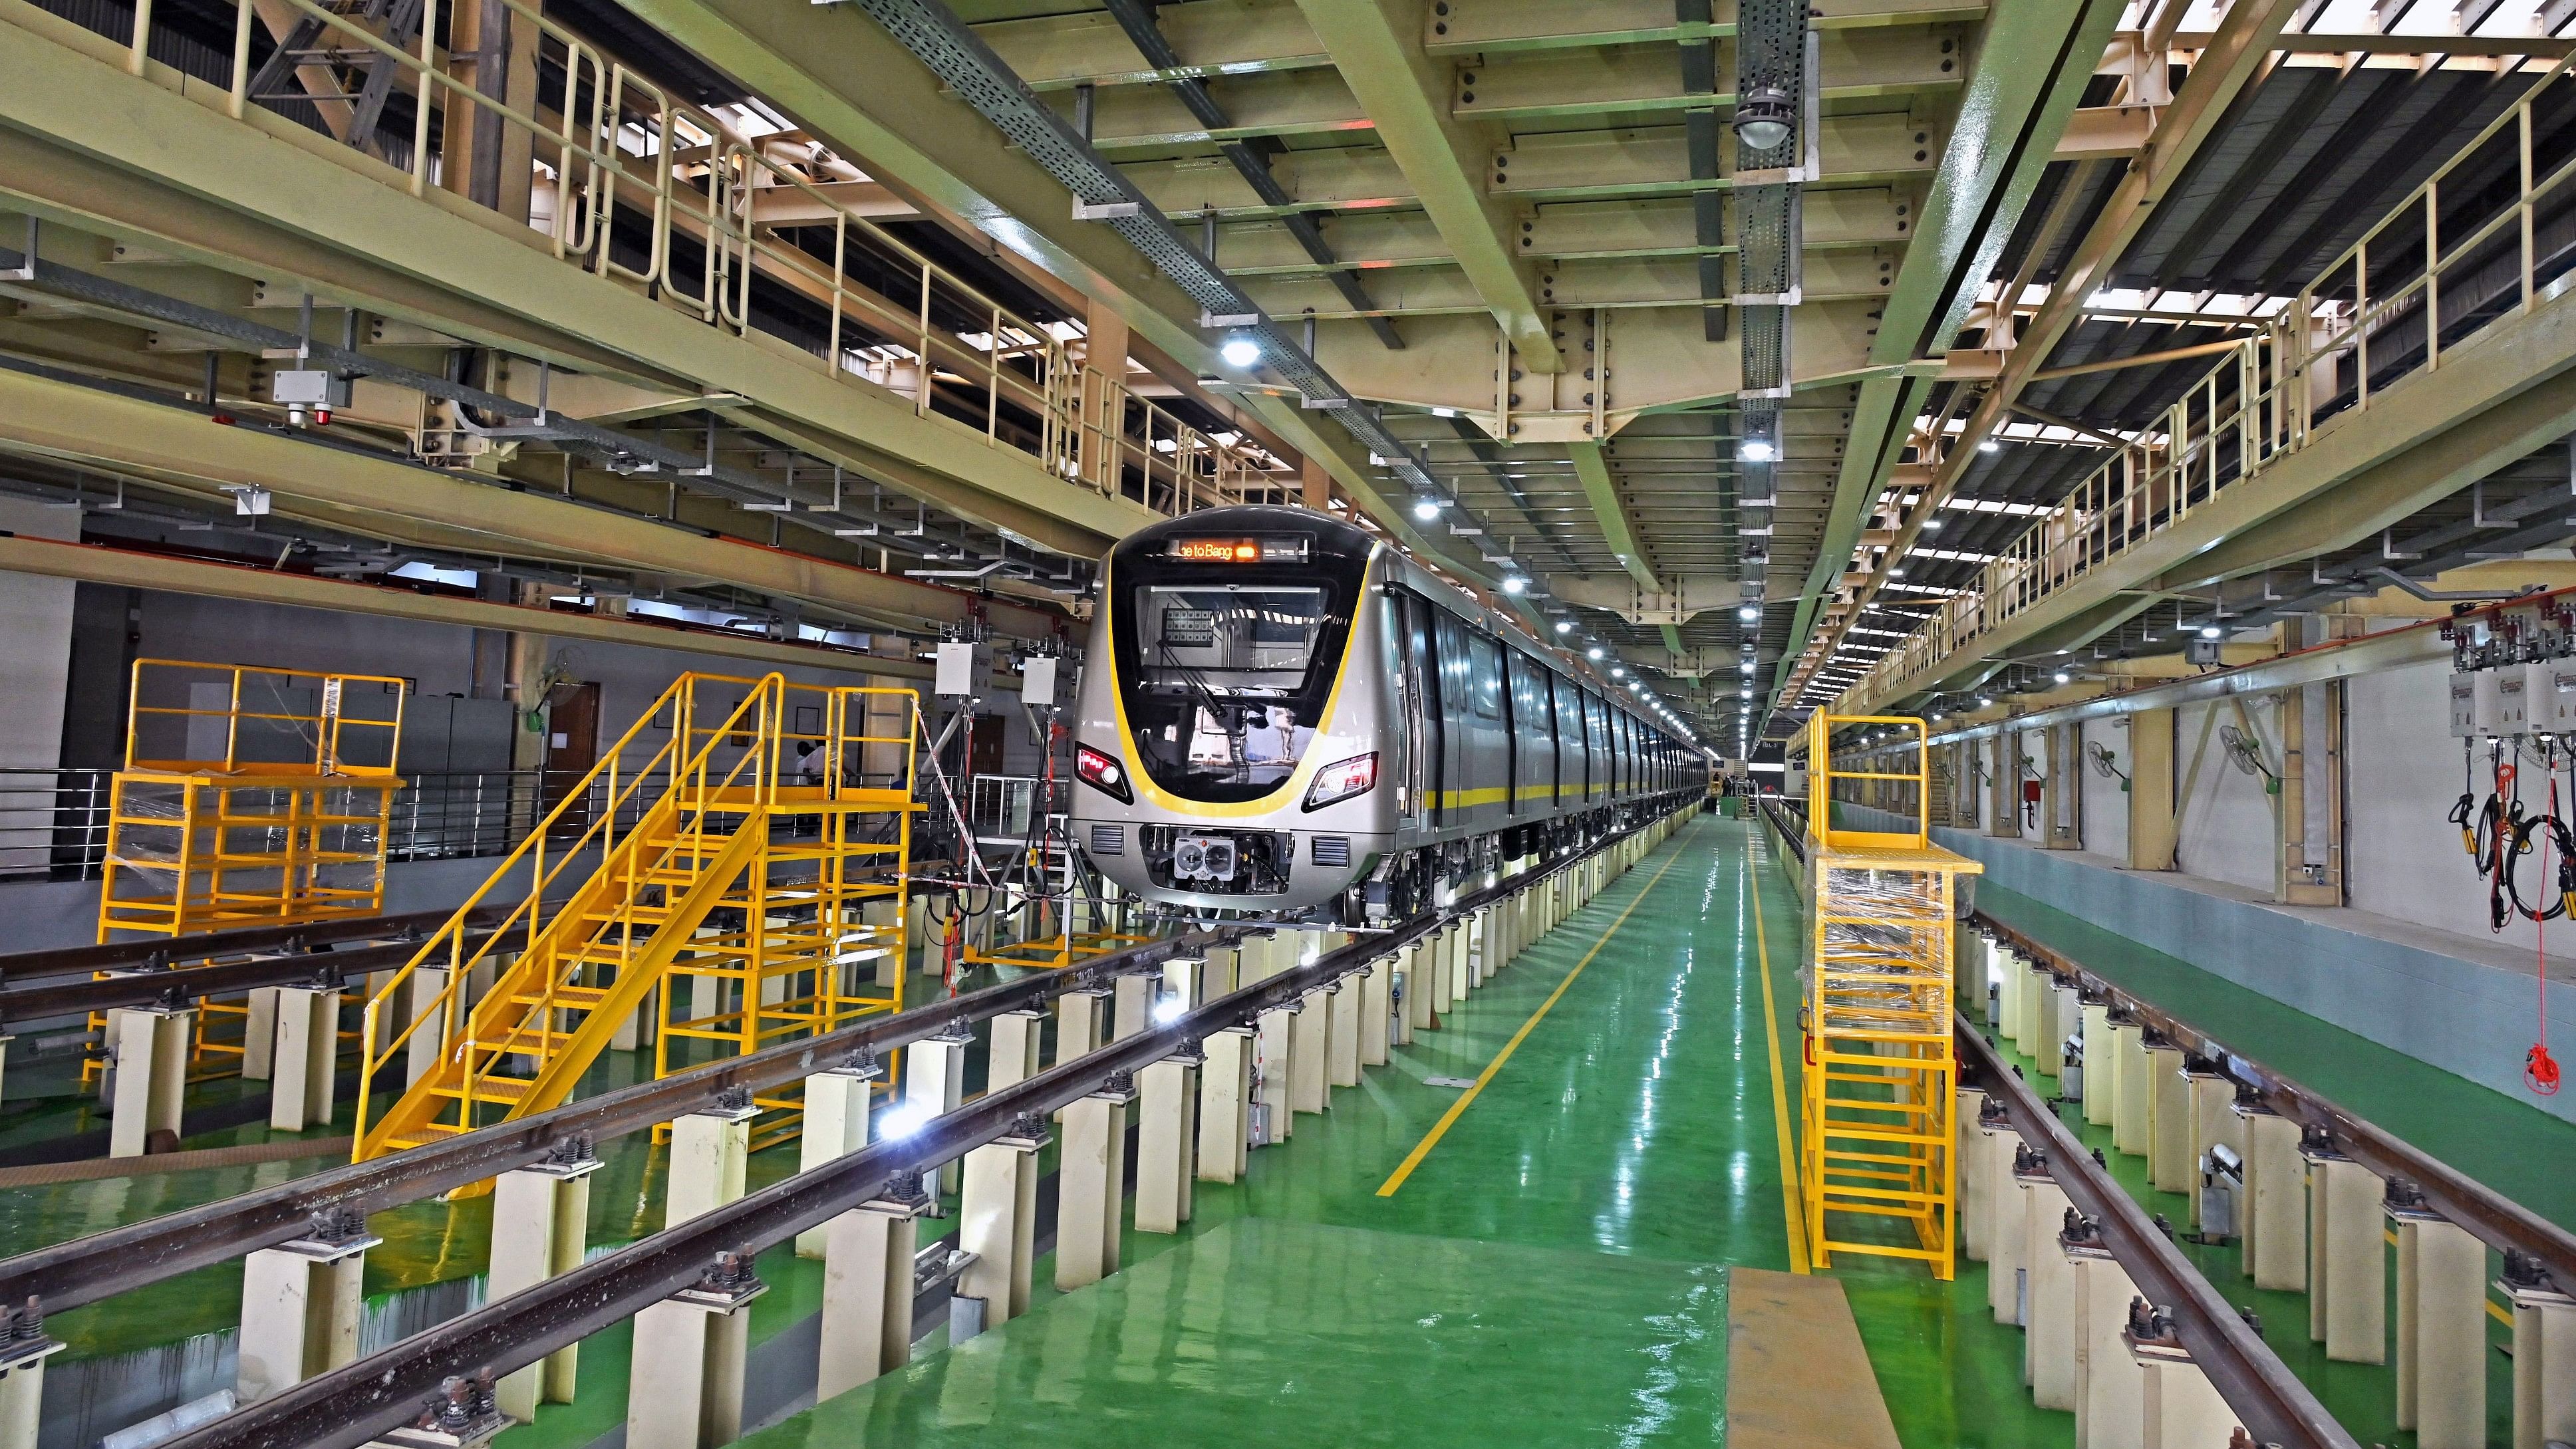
xmin=2534 ymin=753 xmax=2566 ymax=1097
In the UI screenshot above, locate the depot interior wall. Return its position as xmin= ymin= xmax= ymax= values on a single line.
xmin=2343 ymin=655 xmax=2547 ymax=950
xmin=0 ymin=499 xmax=78 ymax=872
xmin=2170 ymin=698 xmax=2279 ymax=895
xmin=2078 ymin=715 xmax=2128 ymax=853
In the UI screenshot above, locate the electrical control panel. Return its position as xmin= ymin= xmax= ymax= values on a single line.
xmin=934 ymin=640 xmax=985 ymax=698
xmin=2475 ymin=667 xmax=2529 ymax=736
xmin=2530 ymin=657 xmax=2576 ymax=733
xmin=2450 ymin=672 xmax=2480 ymax=737
xmin=1020 ymin=654 xmax=1059 ymax=708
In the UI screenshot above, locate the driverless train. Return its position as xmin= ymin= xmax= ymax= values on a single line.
xmin=1069 ymin=505 xmax=1704 ymax=920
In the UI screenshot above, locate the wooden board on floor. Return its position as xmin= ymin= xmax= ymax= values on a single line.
xmin=1726 ymin=1266 xmax=1902 ymax=1449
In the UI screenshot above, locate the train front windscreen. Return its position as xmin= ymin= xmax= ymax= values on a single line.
xmin=1111 ymin=530 xmax=1367 ymax=804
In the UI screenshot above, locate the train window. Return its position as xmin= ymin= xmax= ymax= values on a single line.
xmin=1470 ymin=635 xmax=1503 ymax=719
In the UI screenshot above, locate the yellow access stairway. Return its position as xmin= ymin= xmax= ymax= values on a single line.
xmin=1798 ymin=712 xmax=1981 ymax=1279
xmin=353 ymin=673 xmax=916 ymax=1160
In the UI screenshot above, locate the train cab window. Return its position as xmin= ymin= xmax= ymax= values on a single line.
xmin=1109 ymin=525 xmax=1368 ymax=803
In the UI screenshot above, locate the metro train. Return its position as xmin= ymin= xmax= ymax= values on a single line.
xmin=1068 ymin=505 xmax=1705 ymax=921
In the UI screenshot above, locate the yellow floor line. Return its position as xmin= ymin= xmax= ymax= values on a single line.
xmin=1747 ymin=828 xmax=1812 ymax=1273
xmin=1375 ymin=833 xmax=1693 ymax=1198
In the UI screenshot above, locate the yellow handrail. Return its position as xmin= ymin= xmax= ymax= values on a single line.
xmin=353 ymin=673 xmax=784 ymax=1150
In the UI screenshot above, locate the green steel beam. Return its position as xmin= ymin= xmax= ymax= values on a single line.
xmin=1774 ymin=0 xmax=2123 ymax=710
xmin=1289 ymin=0 xmax=1561 ymax=372
xmin=1567 ymin=440 xmax=1661 ymax=591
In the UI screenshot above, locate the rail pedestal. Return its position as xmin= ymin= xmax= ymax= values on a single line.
xmin=268 ymin=988 xmax=339 ymax=1133
xmin=1255 ymin=1001 xmax=1294 ymax=1140
xmin=817 ymin=1191 xmax=925 ymax=1400
xmin=2391 ymin=1203 xmax=2486 ymax=1449
xmin=668 ymin=1102 xmax=754 ymax=1226
xmin=1326 ymin=979 xmax=1360 ymax=1088
xmin=2023 ymin=1168 xmax=2076 ymax=1410
xmin=627 ymin=1271 xmax=764 ymax=1449
xmin=794 ymin=1067 xmax=876 ymax=1258
xmin=1054 ymin=988 xmax=1109 ymax=1067
xmin=1056 ymin=1083 xmax=1133 ymax=1289
xmin=958 ymin=1126 xmax=1046 ymax=1328
xmin=2311 ymin=1153 xmax=2387 ymax=1363
xmin=1957 ymin=1089 xmax=1992 ymax=1261
xmin=2129 ymin=1336 xmax=2239 ymax=1449
xmin=2502 ymin=1270 xmax=2576 ymax=1449
xmin=2079 ymin=1001 xmax=2112 ymax=1127
xmin=2146 ymin=1042 xmax=2190 ymax=1194
xmin=492 ymin=1156 xmax=599 ymax=1420
xmin=1358 ymin=959 xmax=1391 ymax=1066
xmin=0 ymin=1321 xmax=64 ymax=1449
xmin=908 ymin=1027 xmax=970 ymax=1194
xmin=2238 ymin=1104 xmax=2305 ymax=1290
xmin=106 ymin=1005 xmax=191 ymax=1156
xmin=237 ymin=1229 xmax=377 ymax=1404
xmin=1288 ymin=988 xmax=1330 ymax=1115
xmin=1135 ymin=1050 xmax=1199 ymax=1234
xmin=1195 ymin=1027 xmax=1253 ymax=1183
xmin=987 ymin=1010 xmax=1044 ymax=1093
xmin=2069 ymin=1238 xmax=2144 ymax=1449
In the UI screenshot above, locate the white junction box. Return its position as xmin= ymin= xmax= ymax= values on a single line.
xmin=2450 ymin=672 xmax=2479 ymax=737
xmin=1020 ymin=654 xmax=1060 ymax=708
xmin=935 ymin=640 xmax=984 ymax=698
xmin=2474 ymin=666 xmax=2529 ymax=736
xmin=2531 ymin=656 xmax=2576 ymax=733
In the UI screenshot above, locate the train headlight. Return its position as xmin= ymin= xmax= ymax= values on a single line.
xmin=1301 ymin=752 xmax=1378 ymax=811
xmin=1075 ymin=743 xmax=1133 ymax=803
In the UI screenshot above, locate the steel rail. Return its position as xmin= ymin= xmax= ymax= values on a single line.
xmin=0 ymin=922 xmax=519 ymax=1026
xmin=148 ymin=807 xmax=1687 ymax=1449
xmin=0 ymin=902 xmax=517 ymax=991
xmin=1958 ymin=1021 xmax=2362 ymax=1449
xmin=0 ymin=927 xmax=1225 ymax=1313
xmin=1977 ymin=914 xmax=2576 ymax=1290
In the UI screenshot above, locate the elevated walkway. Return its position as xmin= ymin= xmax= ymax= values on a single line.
xmin=1846 ymin=57 xmax=2576 ymax=712
xmin=353 ymin=673 xmax=916 ymax=1161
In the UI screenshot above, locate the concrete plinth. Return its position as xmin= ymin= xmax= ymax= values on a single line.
xmin=2071 ymin=1246 xmax=2144 ymax=1449
xmin=2079 ymin=1002 xmax=2112 ymax=1127
xmin=1161 ymin=954 xmax=1204 ymax=1013
xmin=1056 ymin=1087 xmax=1133 ymax=1289
xmin=265 ymin=988 xmax=337 ymax=1134
xmin=1326 ymin=980 xmax=1360 ymax=1089
xmin=1135 ymin=1053 xmax=1199 ymax=1234
xmin=1255 ymin=1003 xmax=1294 ymax=1139
xmin=237 ymin=1231 xmax=376 ymax=1404
xmin=817 ymin=1195 xmax=924 ymax=1400
xmin=2131 ymin=1341 xmax=2241 ymax=1449
xmin=2146 ymin=1046 xmax=2192 ymax=1194
xmin=793 ymin=1069 xmax=876 ymax=1258
xmin=667 ymin=1103 xmax=755 ymax=1228
xmin=988 ymin=1010 xmax=1044 ymax=1094
xmin=1358 ymin=960 xmax=1391 ymax=1067
xmin=1112 ymin=974 xmax=1152 ymax=1041
xmin=1055 ymin=989 xmax=1110 ymax=1067
xmin=627 ymin=1281 xmax=761 ymax=1449
xmin=907 ymin=1029 xmax=971 ymax=1194
xmin=1289 ymin=988 xmax=1330 ymax=1115
xmin=2238 ymin=1106 xmax=2305 ymax=1290
xmin=0 ymin=1333 xmax=65 ymax=1449
xmin=1989 ymin=1138 xmax=2031 ymax=1325
xmin=242 ymin=988 xmax=279 ymax=1080
xmin=2311 ymin=1154 xmax=2386 ymax=1363
xmin=405 ymin=968 xmax=452 ymax=1085
xmin=2392 ymin=1208 xmax=2486 ymax=1449
xmin=2023 ymin=1174 xmax=2076 ymax=1408
xmin=2503 ymin=1275 xmax=2576 ymax=1449
xmin=492 ymin=1157 xmax=599 ymax=1418
xmin=1957 ymin=1090 xmax=1992 ymax=1261
xmin=106 ymin=1006 xmax=192 ymax=1156
xmin=958 ymin=1128 xmax=1045 ymax=1327
xmin=2106 ymin=1020 xmax=2146 ymax=1156
xmin=1196 ymin=1027 xmax=1254 ymax=1183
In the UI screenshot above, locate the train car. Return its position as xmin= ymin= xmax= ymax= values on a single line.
xmin=1069 ymin=505 xmax=1701 ymax=920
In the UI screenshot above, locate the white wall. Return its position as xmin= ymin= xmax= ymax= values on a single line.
xmin=0 ymin=499 xmax=79 ymax=871
xmin=2172 ymin=696 xmax=2280 ymax=894
xmin=2080 ymin=715 xmax=2130 ymax=855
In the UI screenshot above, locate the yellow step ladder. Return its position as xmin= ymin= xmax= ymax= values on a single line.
xmin=354 ymin=673 xmax=917 ymax=1162
xmin=1798 ymin=711 xmax=1980 ymax=1279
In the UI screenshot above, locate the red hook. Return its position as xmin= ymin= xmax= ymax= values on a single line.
xmin=2529 ymin=1043 xmax=2562 ymax=1097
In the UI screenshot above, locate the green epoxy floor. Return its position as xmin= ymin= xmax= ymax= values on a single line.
xmin=16 ymin=815 xmax=2563 ymax=1446
xmin=709 ymin=817 xmax=2066 ymax=1449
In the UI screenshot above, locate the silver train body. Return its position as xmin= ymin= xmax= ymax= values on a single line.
xmin=1070 ymin=506 xmax=1702 ymax=919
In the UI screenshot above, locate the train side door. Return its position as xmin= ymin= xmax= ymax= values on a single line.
xmin=1401 ymin=592 xmax=1441 ymax=828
